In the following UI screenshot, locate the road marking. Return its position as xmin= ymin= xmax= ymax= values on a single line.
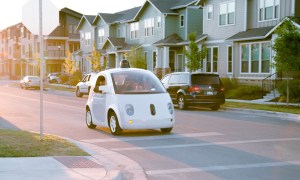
xmin=111 ymin=137 xmax=300 ymax=151
xmin=80 ymin=132 xmax=223 ymax=143
xmin=146 ymin=160 xmax=300 ymax=175
xmin=0 ymin=92 xmax=82 ymax=109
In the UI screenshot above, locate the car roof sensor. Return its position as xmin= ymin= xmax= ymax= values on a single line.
xmin=120 ymin=60 xmax=130 ymax=68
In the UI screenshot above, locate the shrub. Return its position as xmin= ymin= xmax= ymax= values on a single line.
xmin=277 ymin=80 xmax=300 ymax=103
xmin=221 ymin=77 xmax=238 ymax=92
xmin=226 ymin=85 xmax=263 ymax=100
xmin=59 ymin=74 xmax=69 ymax=84
xmin=68 ymin=70 xmax=82 ymax=86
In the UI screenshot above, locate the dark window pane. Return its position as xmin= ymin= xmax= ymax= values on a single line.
xmin=228 ymin=13 xmax=234 ymax=24
xmin=219 ymin=14 xmax=226 ymax=25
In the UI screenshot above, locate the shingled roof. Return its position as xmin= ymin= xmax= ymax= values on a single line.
xmin=226 ymin=26 xmax=275 ymax=41
xmin=98 ymin=6 xmax=141 ymax=24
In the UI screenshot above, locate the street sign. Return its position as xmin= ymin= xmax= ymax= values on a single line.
xmin=22 ymin=0 xmax=59 ymax=35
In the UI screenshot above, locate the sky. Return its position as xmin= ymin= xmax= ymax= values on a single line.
xmin=0 ymin=0 xmax=145 ymax=30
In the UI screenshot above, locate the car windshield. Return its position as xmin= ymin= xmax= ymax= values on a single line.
xmin=191 ymin=74 xmax=220 ymax=85
xmin=111 ymin=71 xmax=166 ymax=94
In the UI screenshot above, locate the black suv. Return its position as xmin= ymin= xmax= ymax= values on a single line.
xmin=161 ymin=72 xmax=225 ymax=110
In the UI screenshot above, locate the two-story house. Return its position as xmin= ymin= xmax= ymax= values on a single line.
xmin=196 ymin=0 xmax=300 ymax=84
xmin=76 ymin=0 xmax=203 ymax=78
xmin=0 ymin=8 xmax=82 ymax=79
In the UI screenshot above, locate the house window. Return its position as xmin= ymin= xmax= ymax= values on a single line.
xmin=144 ymin=18 xmax=154 ymax=37
xmin=180 ymin=15 xmax=184 ymax=27
xmin=157 ymin=16 xmax=161 ymax=28
xmin=206 ymin=47 xmax=218 ymax=73
xmin=227 ymin=46 xmax=233 ymax=73
xmin=219 ymin=1 xmax=235 ymax=26
xmin=98 ymin=28 xmax=104 ymax=43
xmin=241 ymin=42 xmax=271 ymax=74
xmin=130 ymin=22 xmax=139 ymax=39
xmin=81 ymin=33 xmax=84 ymax=42
xmin=207 ymin=5 xmax=213 ymax=20
xmin=85 ymin=32 xmax=91 ymax=46
xmin=259 ymin=0 xmax=280 ymax=21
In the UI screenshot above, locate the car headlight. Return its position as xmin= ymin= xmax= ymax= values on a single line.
xmin=125 ymin=104 xmax=134 ymax=116
xmin=167 ymin=102 xmax=174 ymax=115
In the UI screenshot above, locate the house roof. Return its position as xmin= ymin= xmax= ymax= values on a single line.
xmin=97 ymin=6 xmax=141 ymax=24
xmin=102 ymin=37 xmax=126 ymax=49
xmin=60 ymin=7 xmax=82 ymax=19
xmin=226 ymin=26 xmax=275 ymax=41
xmin=179 ymin=34 xmax=208 ymax=45
xmin=153 ymin=33 xmax=184 ymax=46
xmin=77 ymin=15 xmax=97 ymax=30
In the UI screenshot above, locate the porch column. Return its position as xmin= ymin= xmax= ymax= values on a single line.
xmin=163 ymin=46 xmax=169 ymax=68
xmin=155 ymin=47 xmax=162 ymax=68
xmin=115 ymin=52 xmax=120 ymax=68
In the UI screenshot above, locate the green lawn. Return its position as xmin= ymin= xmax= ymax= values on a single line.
xmin=0 ymin=129 xmax=88 ymax=157
xmin=223 ymin=101 xmax=300 ymax=115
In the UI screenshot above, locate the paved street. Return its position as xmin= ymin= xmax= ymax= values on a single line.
xmin=1 ymin=82 xmax=300 ymax=179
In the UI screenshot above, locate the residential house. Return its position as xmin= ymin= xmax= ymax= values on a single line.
xmin=196 ymin=0 xmax=300 ymax=84
xmin=0 ymin=8 xmax=82 ymax=79
xmin=76 ymin=0 xmax=203 ymax=78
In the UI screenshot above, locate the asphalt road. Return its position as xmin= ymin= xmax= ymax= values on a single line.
xmin=1 ymin=81 xmax=300 ymax=180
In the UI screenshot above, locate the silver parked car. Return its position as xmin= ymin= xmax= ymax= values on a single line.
xmin=75 ymin=72 xmax=97 ymax=97
xmin=20 ymin=76 xmax=40 ymax=89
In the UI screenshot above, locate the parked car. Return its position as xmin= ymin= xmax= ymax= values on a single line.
xmin=85 ymin=68 xmax=175 ymax=135
xmin=20 ymin=76 xmax=40 ymax=89
xmin=47 ymin=72 xmax=61 ymax=83
xmin=75 ymin=72 xmax=97 ymax=97
xmin=161 ymin=72 xmax=225 ymax=111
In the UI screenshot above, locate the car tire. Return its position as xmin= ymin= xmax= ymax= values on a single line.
xmin=161 ymin=127 xmax=173 ymax=133
xmin=109 ymin=112 xmax=122 ymax=136
xmin=86 ymin=108 xmax=96 ymax=129
xmin=76 ymin=87 xmax=83 ymax=97
xmin=211 ymin=104 xmax=220 ymax=111
xmin=178 ymin=94 xmax=187 ymax=110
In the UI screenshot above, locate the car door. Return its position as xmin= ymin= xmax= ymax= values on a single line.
xmin=91 ymin=75 xmax=107 ymax=123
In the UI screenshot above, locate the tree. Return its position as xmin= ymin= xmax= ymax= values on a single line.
xmin=87 ymin=42 xmax=103 ymax=72
xmin=63 ymin=50 xmax=75 ymax=75
xmin=183 ymin=32 xmax=208 ymax=72
xmin=272 ymin=19 xmax=300 ymax=72
xmin=124 ymin=46 xmax=147 ymax=69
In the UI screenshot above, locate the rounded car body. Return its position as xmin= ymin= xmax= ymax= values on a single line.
xmin=86 ymin=68 xmax=175 ymax=135
xmin=20 ymin=76 xmax=40 ymax=89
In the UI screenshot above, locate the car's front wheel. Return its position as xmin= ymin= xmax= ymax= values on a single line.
xmin=76 ymin=87 xmax=83 ymax=97
xmin=109 ymin=112 xmax=122 ymax=135
xmin=86 ymin=108 xmax=96 ymax=129
xmin=178 ymin=94 xmax=187 ymax=110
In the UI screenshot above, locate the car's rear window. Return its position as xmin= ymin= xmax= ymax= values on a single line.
xmin=191 ymin=75 xmax=220 ymax=85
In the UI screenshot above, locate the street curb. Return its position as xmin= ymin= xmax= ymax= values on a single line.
xmin=225 ymin=107 xmax=300 ymax=123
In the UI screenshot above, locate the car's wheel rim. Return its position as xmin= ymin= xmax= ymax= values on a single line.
xmin=110 ymin=116 xmax=116 ymax=132
xmin=178 ymin=96 xmax=184 ymax=109
xmin=86 ymin=111 xmax=92 ymax=126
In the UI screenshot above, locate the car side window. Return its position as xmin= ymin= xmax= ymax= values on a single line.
xmin=96 ymin=75 xmax=106 ymax=87
xmin=178 ymin=74 xmax=188 ymax=84
xmin=169 ymin=74 xmax=180 ymax=85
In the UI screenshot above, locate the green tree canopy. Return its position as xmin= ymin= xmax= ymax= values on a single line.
xmin=183 ymin=32 xmax=208 ymax=72
xmin=124 ymin=46 xmax=147 ymax=69
xmin=272 ymin=19 xmax=300 ymax=71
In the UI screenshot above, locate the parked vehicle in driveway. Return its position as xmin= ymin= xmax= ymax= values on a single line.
xmin=20 ymin=76 xmax=40 ymax=89
xmin=75 ymin=73 xmax=97 ymax=97
xmin=85 ymin=68 xmax=175 ymax=135
xmin=161 ymin=72 xmax=225 ymax=111
xmin=47 ymin=72 xmax=61 ymax=83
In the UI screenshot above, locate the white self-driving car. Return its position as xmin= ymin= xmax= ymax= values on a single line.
xmin=85 ymin=68 xmax=175 ymax=135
